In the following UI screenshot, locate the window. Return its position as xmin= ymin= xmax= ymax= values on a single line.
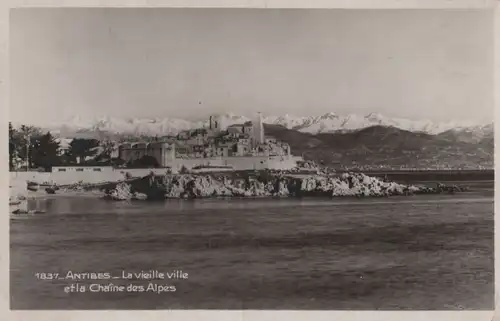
xmin=58 ymin=168 xmax=66 ymax=172
xmin=93 ymin=168 xmax=102 ymax=172
xmin=76 ymin=168 xmax=84 ymax=172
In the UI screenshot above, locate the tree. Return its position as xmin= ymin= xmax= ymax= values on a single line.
xmin=15 ymin=125 xmax=42 ymax=170
xmin=9 ymin=122 xmax=17 ymax=170
xmin=31 ymin=132 xmax=61 ymax=171
xmin=67 ymin=138 xmax=100 ymax=164
xmin=93 ymin=140 xmax=115 ymax=163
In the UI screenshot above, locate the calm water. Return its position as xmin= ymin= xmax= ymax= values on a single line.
xmin=10 ymin=190 xmax=494 ymax=310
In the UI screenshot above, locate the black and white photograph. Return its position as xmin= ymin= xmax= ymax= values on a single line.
xmin=8 ymin=7 xmax=494 ymax=310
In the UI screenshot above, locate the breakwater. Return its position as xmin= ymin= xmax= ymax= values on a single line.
xmin=357 ymin=169 xmax=494 ymax=183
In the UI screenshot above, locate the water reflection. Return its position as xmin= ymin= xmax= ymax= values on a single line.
xmin=23 ymin=192 xmax=492 ymax=217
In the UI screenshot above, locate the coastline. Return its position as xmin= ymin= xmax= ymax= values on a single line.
xmin=100 ymin=171 xmax=472 ymax=201
xmin=9 ymin=170 xmax=487 ymax=212
xmin=9 ymin=180 xmax=105 ymax=214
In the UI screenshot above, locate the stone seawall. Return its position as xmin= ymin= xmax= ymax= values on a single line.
xmin=168 ymin=155 xmax=301 ymax=171
xmin=10 ymin=156 xmax=302 ymax=186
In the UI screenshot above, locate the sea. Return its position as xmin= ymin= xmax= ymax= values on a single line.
xmin=10 ymin=181 xmax=494 ymax=310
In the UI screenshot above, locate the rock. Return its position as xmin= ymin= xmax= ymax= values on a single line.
xmin=132 ymin=193 xmax=148 ymax=200
xmin=102 ymin=172 xmax=467 ymax=201
xmin=106 ymin=182 xmax=132 ymax=200
xmin=45 ymin=187 xmax=56 ymax=194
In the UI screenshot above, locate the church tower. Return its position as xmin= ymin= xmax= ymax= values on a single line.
xmin=209 ymin=115 xmax=222 ymax=132
xmin=252 ymin=112 xmax=264 ymax=148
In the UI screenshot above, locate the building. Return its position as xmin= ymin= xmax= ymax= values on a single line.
xmin=251 ymin=112 xmax=264 ymax=148
xmin=227 ymin=122 xmax=253 ymax=136
xmin=265 ymin=136 xmax=277 ymax=144
xmin=177 ymin=131 xmax=191 ymax=140
xmin=209 ymin=115 xmax=225 ymax=132
xmin=116 ymin=113 xmax=302 ymax=171
xmin=55 ymin=138 xmax=72 ymax=156
xmin=118 ymin=142 xmax=175 ymax=167
xmin=52 ymin=166 xmax=113 ymax=173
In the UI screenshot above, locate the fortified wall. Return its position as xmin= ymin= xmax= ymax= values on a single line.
xmin=10 ymin=155 xmax=303 ymax=186
xmin=169 ymin=155 xmax=302 ymax=171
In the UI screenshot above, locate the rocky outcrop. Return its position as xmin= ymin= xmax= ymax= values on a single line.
xmin=103 ymin=172 xmax=466 ymax=201
xmin=299 ymin=173 xmax=425 ymax=197
xmin=104 ymin=182 xmax=133 ymax=200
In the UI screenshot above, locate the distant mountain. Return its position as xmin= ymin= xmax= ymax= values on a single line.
xmin=273 ymin=112 xmax=486 ymax=136
xmin=436 ymin=123 xmax=493 ymax=143
xmin=29 ymin=111 xmax=493 ymax=169
xmin=37 ymin=112 xmax=492 ymax=139
xmin=264 ymin=124 xmax=493 ymax=170
xmin=31 ymin=113 xmax=493 ymax=169
xmin=50 ymin=115 xmax=203 ymax=137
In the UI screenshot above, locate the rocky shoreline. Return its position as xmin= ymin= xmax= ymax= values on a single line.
xmin=8 ymin=171 xmax=470 ymax=213
xmin=103 ymin=172 xmax=469 ymax=201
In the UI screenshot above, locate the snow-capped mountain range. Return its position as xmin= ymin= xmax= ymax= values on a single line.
xmin=31 ymin=112 xmax=492 ymax=139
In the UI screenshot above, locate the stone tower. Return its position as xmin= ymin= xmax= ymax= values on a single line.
xmin=209 ymin=115 xmax=223 ymax=132
xmin=161 ymin=142 xmax=176 ymax=166
xmin=252 ymin=112 xmax=264 ymax=148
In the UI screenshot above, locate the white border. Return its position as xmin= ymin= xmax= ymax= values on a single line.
xmin=4 ymin=0 xmax=499 ymax=9
xmin=0 ymin=1 xmax=497 ymax=321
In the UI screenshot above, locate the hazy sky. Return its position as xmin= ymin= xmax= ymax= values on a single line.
xmin=10 ymin=8 xmax=493 ymax=125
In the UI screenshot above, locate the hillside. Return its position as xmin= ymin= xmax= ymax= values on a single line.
xmin=264 ymin=124 xmax=493 ymax=170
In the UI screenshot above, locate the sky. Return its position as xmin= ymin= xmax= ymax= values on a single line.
xmin=10 ymin=8 xmax=494 ymax=126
